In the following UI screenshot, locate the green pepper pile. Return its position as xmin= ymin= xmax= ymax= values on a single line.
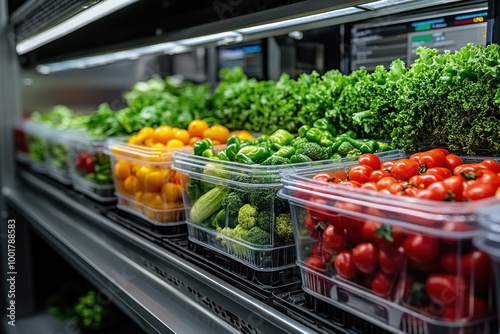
xmin=27 ymin=135 xmax=47 ymax=163
xmin=47 ymin=142 xmax=69 ymax=171
xmin=194 ymin=122 xmax=393 ymax=165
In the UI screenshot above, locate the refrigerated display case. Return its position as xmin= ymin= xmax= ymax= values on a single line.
xmin=1 ymin=0 xmax=499 ymax=333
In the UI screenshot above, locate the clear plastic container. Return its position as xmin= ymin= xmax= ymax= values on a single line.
xmin=13 ymin=119 xmax=30 ymax=163
xmin=172 ymin=150 xmax=399 ymax=270
xmin=45 ymin=129 xmax=85 ymax=185
xmin=105 ymin=139 xmax=186 ymax=227
xmin=67 ymin=134 xmax=116 ymax=202
xmin=23 ymin=120 xmax=50 ymax=173
xmin=278 ymin=151 xmax=499 ymax=333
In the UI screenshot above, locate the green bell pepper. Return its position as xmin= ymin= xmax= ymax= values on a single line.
xmin=305 ymin=128 xmax=323 ymax=144
xmin=194 ymin=138 xmax=214 ymax=156
xmin=224 ymin=143 xmax=240 ymax=161
xmin=236 ymin=145 xmax=270 ymax=164
xmin=202 ymin=147 xmax=216 ymax=158
xmin=298 ymin=125 xmax=311 ymax=138
xmin=359 ymin=140 xmax=379 ymax=154
xmin=376 ymin=142 xmax=392 ymax=152
xmin=313 ymin=118 xmax=337 ymax=136
xmin=274 ymin=146 xmax=296 ymax=158
xmin=268 ymin=129 xmax=294 ymax=146
xmin=226 ymin=135 xmax=241 ymax=148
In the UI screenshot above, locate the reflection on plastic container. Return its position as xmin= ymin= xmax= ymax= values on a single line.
xmin=279 ymin=151 xmax=500 ymax=333
xmin=105 ymin=139 xmax=186 ymax=228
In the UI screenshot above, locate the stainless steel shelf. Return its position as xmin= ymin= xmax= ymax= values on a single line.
xmin=2 ymin=171 xmax=314 ymax=334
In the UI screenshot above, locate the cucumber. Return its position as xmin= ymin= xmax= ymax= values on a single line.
xmin=190 ymin=185 xmax=229 ymax=224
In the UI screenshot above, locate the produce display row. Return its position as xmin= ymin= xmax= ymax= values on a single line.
xmin=13 ymin=42 xmax=500 ymax=334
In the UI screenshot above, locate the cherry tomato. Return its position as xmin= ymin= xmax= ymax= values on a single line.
xmin=310 ymin=240 xmax=324 ymax=257
xmin=306 ymin=255 xmax=326 ymax=271
xmin=352 ymin=242 xmax=379 ymax=275
xmin=305 ymin=213 xmax=324 ymax=240
xmin=361 ymin=182 xmax=379 ymax=191
xmin=387 ymin=182 xmax=404 ymax=195
xmin=440 ymin=252 xmax=459 ymax=274
xmin=313 ymin=171 xmax=338 ymax=183
xmin=380 ymin=161 xmax=395 ymax=172
xmin=425 ymin=167 xmax=452 ymax=179
xmin=334 ymin=250 xmax=356 ymax=280
xmin=443 ymin=175 xmax=465 ymax=201
xmin=360 ymin=220 xmax=381 ymax=243
xmin=376 ymin=176 xmax=399 ymax=190
xmin=391 ymin=159 xmax=420 ymax=181
xmin=398 ymin=275 xmax=427 ymax=307
xmin=461 ymin=250 xmax=492 ymax=285
xmin=322 ymin=225 xmax=347 ymax=254
xmin=409 ymin=174 xmax=444 ymax=189
xmin=378 ymin=248 xmax=404 ymax=276
xmin=477 ymin=159 xmax=500 ymax=173
xmin=453 ymin=163 xmax=483 ymax=176
xmin=349 ymin=165 xmax=374 ymax=184
xmin=403 ymin=234 xmax=440 ymax=264
xmin=463 ymin=182 xmax=496 ymax=201
xmin=425 ymin=274 xmax=468 ymax=307
xmin=402 ymin=186 xmax=421 ymax=197
xmin=369 ymin=169 xmax=391 ymax=183
xmin=409 ymin=257 xmax=441 ymax=273
xmin=445 ymin=154 xmax=464 ymax=171
xmin=339 ymin=180 xmax=362 ymax=187
xmin=442 ymin=295 xmax=488 ymax=320
xmin=419 ymin=149 xmax=446 ymax=169
xmin=375 ymin=224 xmax=406 ymax=253
xmin=358 ymin=154 xmax=381 ymax=171
xmin=371 ymin=271 xmax=393 ymax=296
xmin=307 ymin=198 xmax=331 ymax=223
xmin=419 ymin=181 xmax=448 ymax=201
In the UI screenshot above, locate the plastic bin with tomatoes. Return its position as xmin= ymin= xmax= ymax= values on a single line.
xmin=172 ymin=129 xmax=396 ymax=270
xmin=475 ymin=205 xmax=500 ymax=334
xmin=67 ymin=134 xmax=117 ymax=202
xmin=105 ymin=122 xmax=232 ymax=229
xmin=278 ymin=149 xmax=500 ymax=334
xmin=23 ymin=120 xmax=50 ymax=174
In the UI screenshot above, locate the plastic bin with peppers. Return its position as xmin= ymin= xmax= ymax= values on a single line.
xmin=172 ymin=125 xmax=395 ymax=270
xmin=278 ymin=149 xmax=500 ymax=334
xmin=23 ymin=120 xmax=50 ymax=173
xmin=45 ymin=129 xmax=85 ymax=185
xmin=68 ymin=134 xmax=116 ymax=202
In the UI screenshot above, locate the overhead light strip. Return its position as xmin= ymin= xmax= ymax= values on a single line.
xmin=358 ymin=0 xmax=419 ymax=10
xmin=235 ymin=6 xmax=364 ymax=34
xmin=16 ymin=0 xmax=139 ymax=55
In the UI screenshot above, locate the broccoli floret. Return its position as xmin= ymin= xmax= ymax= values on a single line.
xmin=337 ymin=141 xmax=356 ymax=156
xmin=257 ymin=210 xmax=272 ymax=231
xmin=233 ymin=224 xmax=250 ymax=241
xmin=212 ymin=209 xmax=227 ymax=229
xmin=246 ymin=226 xmax=270 ymax=246
xmin=238 ymin=204 xmax=258 ymax=229
xmin=296 ymin=142 xmax=329 ymax=161
xmin=222 ymin=191 xmax=244 ymax=216
xmin=292 ymin=137 xmax=309 ymax=149
xmin=261 ymin=155 xmax=290 ymax=165
xmin=290 ymin=154 xmax=313 ymax=163
xmin=276 ymin=213 xmax=294 ymax=244
xmin=347 ymin=148 xmax=362 ymax=157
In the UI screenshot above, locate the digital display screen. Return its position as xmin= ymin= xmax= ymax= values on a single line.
xmin=218 ymin=43 xmax=265 ymax=80
xmin=350 ymin=9 xmax=488 ymax=71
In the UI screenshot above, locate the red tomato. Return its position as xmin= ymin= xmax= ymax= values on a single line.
xmin=358 ymin=154 xmax=381 ymax=171
xmin=399 ymin=275 xmax=426 ymax=307
xmin=391 ymin=159 xmax=420 ymax=181
xmin=432 ymin=148 xmax=450 ymax=156
xmin=445 ymin=154 xmax=464 ymax=171
xmin=306 ymin=255 xmax=326 ymax=271
xmin=349 ymin=165 xmax=374 ymax=184
xmin=380 ymin=160 xmax=395 ymax=172
xmin=453 ymin=163 xmax=483 ymax=176
xmin=375 ymin=224 xmax=406 ymax=253
xmin=425 ymin=274 xmax=469 ymax=307
xmin=440 ymin=252 xmax=459 ymax=274
xmin=305 ymin=213 xmax=324 ymax=239
xmin=476 ymin=169 xmax=500 ymax=189
xmin=420 ymin=181 xmax=449 ymax=200
xmin=416 ymin=188 xmax=447 ymax=201
xmin=313 ymin=171 xmax=338 ymax=183
xmin=403 ymin=234 xmax=440 ymax=264
xmin=376 ymin=176 xmax=399 ymax=190
xmin=360 ymin=220 xmax=381 ymax=243
xmin=463 ymin=182 xmax=497 ymax=201
xmin=387 ymin=182 xmax=404 ymax=195
xmin=322 ymin=225 xmax=347 ymax=254
xmin=419 ymin=149 xmax=446 ymax=169
xmin=371 ymin=271 xmax=393 ymax=296
xmin=378 ymin=248 xmax=404 ymax=276
xmin=409 ymin=174 xmax=444 ymax=189
xmin=310 ymin=240 xmax=324 ymax=257
xmin=369 ymin=169 xmax=391 ymax=183
xmin=402 ymin=186 xmax=421 ymax=197
xmin=443 ymin=175 xmax=465 ymax=201
xmin=461 ymin=250 xmax=492 ymax=285
xmin=307 ymin=198 xmax=332 ymax=223
xmin=334 ymin=250 xmax=356 ymax=280
xmin=477 ymin=159 xmax=500 ymax=173
xmin=497 ymin=187 xmax=500 ymax=197
xmin=339 ymin=180 xmax=362 ymax=187
xmin=410 ymin=152 xmax=421 ymax=164
xmin=352 ymin=242 xmax=379 ymax=275
xmin=361 ymin=182 xmax=379 ymax=191
xmin=442 ymin=295 xmax=488 ymax=320
xmin=425 ymin=167 xmax=452 ymax=179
